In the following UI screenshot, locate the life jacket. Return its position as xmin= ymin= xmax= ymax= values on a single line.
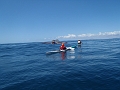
xmin=60 ymin=44 xmax=66 ymax=50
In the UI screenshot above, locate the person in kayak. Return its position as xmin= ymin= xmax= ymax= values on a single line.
xmin=52 ymin=40 xmax=56 ymax=44
xmin=60 ymin=43 xmax=66 ymax=50
xmin=78 ymin=40 xmax=82 ymax=44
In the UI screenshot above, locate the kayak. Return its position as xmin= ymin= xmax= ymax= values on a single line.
xmin=78 ymin=43 xmax=81 ymax=45
xmin=66 ymin=47 xmax=75 ymax=50
xmin=46 ymin=46 xmax=75 ymax=55
xmin=46 ymin=50 xmax=66 ymax=55
xmin=46 ymin=50 xmax=60 ymax=54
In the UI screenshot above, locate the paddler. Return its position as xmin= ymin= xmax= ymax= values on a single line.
xmin=60 ymin=43 xmax=66 ymax=50
xmin=52 ymin=40 xmax=56 ymax=44
xmin=78 ymin=40 xmax=82 ymax=44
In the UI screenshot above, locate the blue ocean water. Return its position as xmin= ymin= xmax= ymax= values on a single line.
xmin=0 ymin=38 xmax=120 ymax=90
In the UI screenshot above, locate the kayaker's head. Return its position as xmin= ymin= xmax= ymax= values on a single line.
xmin=62 ymin=43 xmax=64 ymax=46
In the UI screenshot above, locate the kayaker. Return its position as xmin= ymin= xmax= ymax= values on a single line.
xmin=52 ymin=40 xmax=56 ymax=44
xmin=60 ymin=43 xmax=66 ymax=50
xmin=78 ymin=40 xmax=82 ymax=44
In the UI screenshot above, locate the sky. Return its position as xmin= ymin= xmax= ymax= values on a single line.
xmin=0 ymin=0 xmax=120 ymax=43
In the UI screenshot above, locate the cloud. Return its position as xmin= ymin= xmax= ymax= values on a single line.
xmin=57 ymin=31 xmax=120 ymax=39
xmin=78 ymin=33 xmax=95 ymax=37
xmin=98 ymin=31 xmax=120 ymax=36
xmin=57 ymin=34 xmax=76 ymax=38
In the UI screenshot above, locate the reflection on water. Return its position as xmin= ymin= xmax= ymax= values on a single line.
xmin=78 ymin=44 xmax=81 ymax=48
xmin=60 ymin=52 xmax=66 ymax=60
xmin=67 ymin=49 xmax=76 ymax=59
xmin=67 ymin=55 xmax=75 ymax=59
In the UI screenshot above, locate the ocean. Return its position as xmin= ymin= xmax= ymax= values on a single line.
xmin=0 ymin=38 xmax=120 ymax=90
